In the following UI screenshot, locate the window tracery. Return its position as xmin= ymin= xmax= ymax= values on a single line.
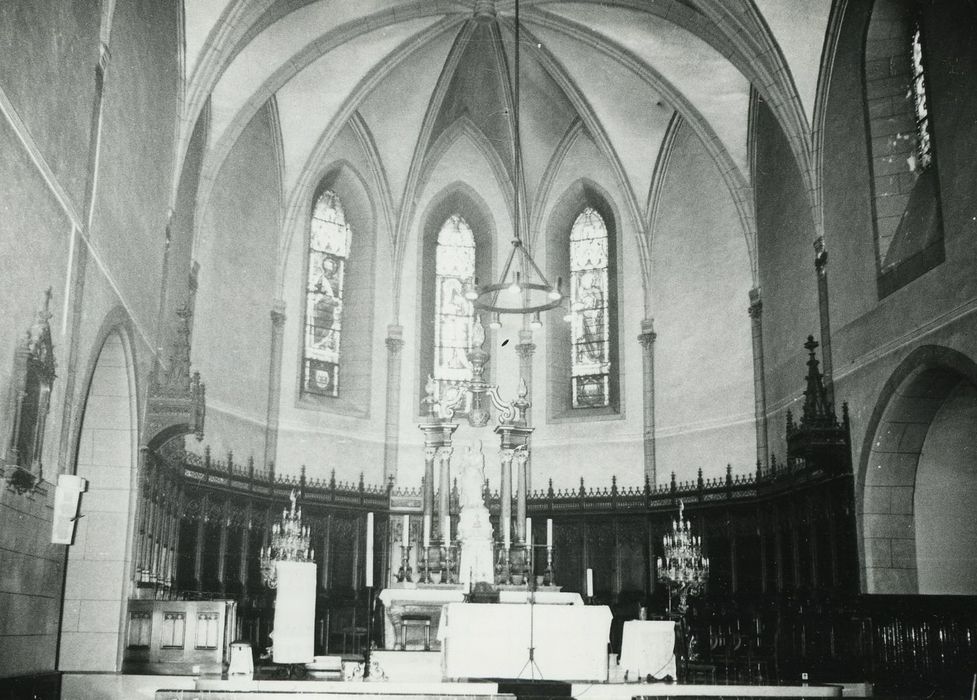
xmin=303 ymin=190 xmax=351 ymax=398
xmin=434 ymin=215 xmax=476 ymax=390
xmin=569 ymin=208 xmax=610 ymax=409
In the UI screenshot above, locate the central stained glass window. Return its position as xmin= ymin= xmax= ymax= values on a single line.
xmin=570 ymin=207 xmax=610 ymax=408
xmin=434 ymin=215 xmax=476 ymax=388
xmin=303 ymin=190 xmax=351 ymax=397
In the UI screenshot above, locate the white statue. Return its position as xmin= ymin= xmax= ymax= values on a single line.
xmin=457 ymin=441 xmax=495 ymax=586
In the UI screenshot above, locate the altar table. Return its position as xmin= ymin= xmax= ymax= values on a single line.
xmin=618 ymin=620 xmax=677 ymax=680
xmin=440 ymin=602 xmax=612 ymax=681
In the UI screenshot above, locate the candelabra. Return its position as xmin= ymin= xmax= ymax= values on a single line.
xmin=259 ymin=489 xmax=314 ymax=588
xmin=657 ymin=501 xmax=709 ymax=614
xmin=396 ymin=545 xmax=413 ymax=583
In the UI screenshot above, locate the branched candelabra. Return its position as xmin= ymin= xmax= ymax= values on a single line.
xmin=657 ymin=501 xmax=709 ymax=614
xmin=259 ymin=489 xmax=314 ymax=588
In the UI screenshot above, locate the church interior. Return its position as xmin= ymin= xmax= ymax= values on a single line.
xmin=2 ymin=0 xmax=977 ymax=698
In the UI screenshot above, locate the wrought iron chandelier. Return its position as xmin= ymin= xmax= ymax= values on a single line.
xmin=469 ymin=0 xmax=563 ymax=329
xmin=657 ymin=500 xmax=709 ymax=613
xmin=259 ymin=489 xmax=313 ymax=588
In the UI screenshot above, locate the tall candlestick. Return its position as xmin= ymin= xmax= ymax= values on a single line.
xmin=503 ymin=517 xmax=511 ymax=548
xmin=402 ymin=514 xmax=409 ymax=547
xmin=365 ymin=512 xmax=374 ymax=587
xmin=443 ymin=515 xmax=450 ymax=543
xmin=423 ymin=514 xmax=431 ymax=549
xmin=546 ymin=518 xmax=553 ymax=548
xmin=526 ymin=517 xmax=532 ymax=544
xmin=586 ymin=568 xmax=594 ymax=598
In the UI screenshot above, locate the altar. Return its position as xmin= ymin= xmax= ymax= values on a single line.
xmin=378 ymin=587 xmax=583 ymax=651
xmin=439 ymin=601 xmax=612 ymax=681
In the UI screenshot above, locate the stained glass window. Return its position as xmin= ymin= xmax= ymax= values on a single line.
xmin=303 ymin=190 xmax=351 ymax=397
xmin=434 ymin=215 xmax=476 ymax=388
xmin=569 ymin=208 xmax=610 ymax=408
xmin=910 ymin=21 xmax=933 ymax=171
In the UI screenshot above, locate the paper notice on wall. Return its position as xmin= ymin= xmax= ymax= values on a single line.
xmin=51 ymin=474 xmax=87 ymax=545
xmin=272 ymin=561 xmax=316 ymax=664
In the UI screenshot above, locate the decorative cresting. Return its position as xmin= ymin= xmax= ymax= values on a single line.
xmin=657 ymin=500 xmax=709 ymax=614
xmin=786 ymin=336 xmax=851 ymax=473
xmin=471 ymin=0 xmax=563 ymax=328
xmin=259 ymin=489 xmax=313 ymax=588
xmin=3 ymin=288 xmax=57 ymax=491
xmin=145 ymin=300 xmax=206 ymax=447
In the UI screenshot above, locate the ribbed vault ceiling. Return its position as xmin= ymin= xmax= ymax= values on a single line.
xmin=181 ymin=0 xmax=833 ymax=276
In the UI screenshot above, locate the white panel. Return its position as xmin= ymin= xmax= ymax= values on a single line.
xmin=272 ymin=561 xmax=317 ymax=663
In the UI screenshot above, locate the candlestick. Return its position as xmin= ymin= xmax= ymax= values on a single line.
xmin=546 ymin=518 xmax=553 ymax=548
xmin=423 ymin=515 xmax=431 ymax=549
xmin=443 ymin=515 xmax=450 ymax=543
xmin=365 ymin=512 xmax=374 ymax=587
xmin=402 ymin=514 xmax=409 ymax=547
xmin=503 ymin=517 xmax=511 ymax=548
xmin=526 ymin=516 xmax=532 ymax=544
xmin=586 ymin=567 xmax=593 ymax=598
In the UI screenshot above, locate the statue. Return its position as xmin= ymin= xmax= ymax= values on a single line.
xmin=457 ymin=441 xmax=495 ymax=587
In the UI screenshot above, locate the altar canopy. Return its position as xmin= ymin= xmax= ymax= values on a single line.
xmin=272 ymin=561 xmax=316 ymax=663
xmin=440 ymin=602 xmax=612 ymax=681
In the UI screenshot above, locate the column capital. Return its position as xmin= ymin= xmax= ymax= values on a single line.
xmin=748 ymin=288 xmax=763 ymax=319
xmin=270 ymin=299 xmax=286 ymax=327
xmin=638 ymin=318 xmax=657 ymax=349
xmin=813 ymin=236 xmax=828 ymax=277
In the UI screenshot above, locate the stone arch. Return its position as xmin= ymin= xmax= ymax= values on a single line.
xmin=291 ymin=160 xmax=378 ymax=417
xmin=544 ymin=178 xmax=623 ymax=421
xmin=414 ymin=182 xmax=498 ymax=409
xmin=59 ymin=318 xmax=139 ymax=672
xmin=858 ymin=345 xmax=977 ymax=594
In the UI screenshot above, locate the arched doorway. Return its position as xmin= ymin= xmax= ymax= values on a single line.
xmin=58 ymin=330 xmax=137 ymax=671
xmin=860 ymin=346 xmax=977 ymax=594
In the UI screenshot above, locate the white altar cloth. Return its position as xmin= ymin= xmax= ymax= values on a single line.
xmin=272 ymin=561 xmax=316 ymax=663
xmin=440 ymin=602 xmax=612 ymax=681
xmin=618 ymin=620 xmax=676 ymax=680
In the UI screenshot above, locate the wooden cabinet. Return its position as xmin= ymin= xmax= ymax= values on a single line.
xmin=122 ymin=599 xmax=237 ymax=675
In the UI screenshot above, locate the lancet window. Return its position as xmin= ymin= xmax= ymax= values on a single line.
xmin=434 ymin=215 xmax=477 ymax=389
xmin=303 ymin=190 xmax=351 ymax=398
xmin=569 ymin=208 xmax=610 ymax=409
xmin=910 ymin=20 xmax=933 ymax=171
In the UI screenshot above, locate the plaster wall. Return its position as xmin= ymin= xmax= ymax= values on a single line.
xmin=275 ymin=124 xmax=393 ymax=483
xmin=752 ymin=99 xmax=820 ymax=463
xmin=192 ymin=104 xmax=280 ymax=460
xmin=651 ymin=122 xmax=756 ymax=482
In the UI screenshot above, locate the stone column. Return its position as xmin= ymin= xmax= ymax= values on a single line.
xmin=813 ymin=237 xmax=834 ymax=406
xmin=263 ymin=301 xmax=287 ymax=470
xmin=500 ymin=448 xmax=514 ymax=543
xmin=514 ymin=449 xmax=529 ymax=542
xmin=437 ymin=445 xmax=453 ymax=540
xmin=748 ymin=289 xmax=769 ymax=469
xmin=383 ymin=325 xmax=405 ymax=481
xmin=638 ymin=319 xmax=657 ymax=484
xmin=423 ymin=446 xmax=437 ymax=521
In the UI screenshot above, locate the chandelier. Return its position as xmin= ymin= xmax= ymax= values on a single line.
xmin=469 ymin=0 xmax=562 ymax=329
xmin=259 ymin=489 xmax=313 ymax=588
xmin=657 ymin=500 xmax=709 ymax=613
